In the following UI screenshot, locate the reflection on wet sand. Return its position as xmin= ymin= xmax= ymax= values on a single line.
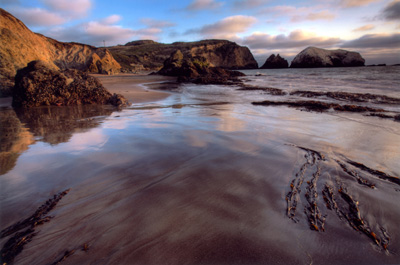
xmin=1 ymin=101 xmax=400 ymax=265
xmin=14 ymin=105 xmax=114 ymax=145
xmin=0 ymin=109 xmax=34 ymax=175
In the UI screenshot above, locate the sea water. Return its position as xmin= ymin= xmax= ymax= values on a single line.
xmin=1 ymin=66 xmax=400 ymax=264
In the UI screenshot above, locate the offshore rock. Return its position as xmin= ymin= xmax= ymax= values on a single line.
xmin=157 ymin=50 xmax=245 ymax=85
xmin=290 ymin=47 xmax=365 ymax=68
xmin=0 ymin=8 xmax=121 ymax=96
xmin=109 ymin=39 xmax=258 ymax=72
xmin=12 ymin=61 xmax=128 ymax=108
xmin=260 ymin=54 xmax=289 ymax=69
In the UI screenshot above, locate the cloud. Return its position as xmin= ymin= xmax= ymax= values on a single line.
xmin=380 ymin=0 xmax=400 ymax=21
xmin=232 ymin=0 xmax=270 ymax=9
xmin=140 ymin=18 xmax=176 ymax=28
xmin=100 ymin=15 xmax=122 ymax=25
xmin=185 ymin=0 xmax=223 ymax=11
xmin=341 ymin=33 xmax=400 ymax=48
xmin=339 ymin=0 xmax=381 ymax=8
xmin=8 ymin=7 xmax=66 ymax=27
xmin=241 ymin=30 xmax=342 ymax=50
xmin=41 ymin=0 xmax=92 ymax=17
xmin=262 ymin=6 xmax=336 ymax=22
xmin=186 ymin=15 xmax=257 ymax=38
xmin=352 ymin=24 xmax=375 ymax=32
xmin=44 ymin=15 xmax=168 ymax=46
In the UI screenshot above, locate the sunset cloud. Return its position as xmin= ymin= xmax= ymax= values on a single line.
xmin=352 ymin=24 xmax=375 ymax=32
xmin=262 ymin=6 xmax=336 ymax=22
xmin=187 ymin=15 xmax=257 ymax=38
xmin=241 ymin=29 xmax=342 ymax=50
xmin=8 ymin=7 xmax=66 ymax=27
xmin=41 ymin=0 xmax=92 ymax=17
xmin=185 ymin=0 xmax=223 ymax=11
xmin=339 ymin=0 xmax=381 ymax=8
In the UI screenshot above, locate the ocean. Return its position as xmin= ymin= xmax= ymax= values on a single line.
xmin=1 ymin=66 xmax=400 ymax=264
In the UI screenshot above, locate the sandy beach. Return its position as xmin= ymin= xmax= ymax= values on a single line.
xmin=93 ymin=73 xmax=176 ymax=104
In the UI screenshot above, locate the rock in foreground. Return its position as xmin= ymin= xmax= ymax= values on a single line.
xmin=12 ymin=61 xmax=128 ymax=108
xmin=260 ymin=54 xmax=288 ymax=69
xmin=157 ymin=50 xmax=245 ymax=85
xmin=290 ymin=47 xmax=365 ymax=68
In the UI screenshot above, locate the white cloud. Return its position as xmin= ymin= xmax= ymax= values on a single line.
xmin=8 ymin=7 xmax=66 ymax=27
xmin=187 ymin=15 xmax=257 ymax=38
xmin=41 ymin=0 xmax=92 ymax=17
xmin=185 ymin=0 xmax=223 ymax=11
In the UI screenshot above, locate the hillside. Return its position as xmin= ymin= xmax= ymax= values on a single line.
xmin=108 ymin=39 xmax=258 ymax=72
xmin=0 ymin=8 xmax=121 ymax=96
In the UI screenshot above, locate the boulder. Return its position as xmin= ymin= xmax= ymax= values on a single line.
xmin=157 ymin=50 xmax=245 ymax=85
xmin=260 ymin=54 xmax=289 ymax=69
xmin=290 ymin=47 xmax=365 ymax=68
xmin=12 ymin=61 xmax=128 ymax=108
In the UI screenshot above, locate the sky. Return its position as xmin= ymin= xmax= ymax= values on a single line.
xmin=1 ymin=0 xmax=399 ymax=65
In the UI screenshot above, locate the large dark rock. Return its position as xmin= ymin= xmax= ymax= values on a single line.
xmin=260 ymin=54 xmax=288 ymax=69
xmin=157 ymin=50 xmax=245 ymax=85
xmin=290 ymin=47 xmax=365 ymax=68
xmin=12 ymin=60 xmax=128 ymax=108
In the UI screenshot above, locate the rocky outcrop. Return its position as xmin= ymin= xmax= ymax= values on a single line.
xmin=157 ymin=50 xmax=245 ymax=84
xmin=12 ymin=61 xmax=128 ymax=108
xmin=260 ymin=54 xmax=288 ymax=69
xmin=109 ymin=39 xmax=258 ymax=72
xmin=290 ymin=47 xmax=365 ymax=68
xmin=0 ymin=8 xmax=121 ymax=96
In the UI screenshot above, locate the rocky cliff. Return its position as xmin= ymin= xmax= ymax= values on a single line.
xmin=260 ymin=54 xmax=288 ymax=69
xmin=109 ymin=39 xmax=258 ymax=72
xmin=290 ymin=47 xmax=365 ymax=68
xmin=0 ymin=8 xmax=121 ymax=96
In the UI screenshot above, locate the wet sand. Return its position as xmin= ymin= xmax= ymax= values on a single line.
xmin=1 ymin=68 xmax=400 ymax=264
xmin=93 ymin=73 xmax=176 ymax=104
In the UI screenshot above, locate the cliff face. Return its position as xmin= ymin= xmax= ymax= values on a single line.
xmin=260 ymin=54 xmax=288 ymax=69
xmin=290 ymin=47 xmax=365 ymax=68
xmin=0 ymin=8 xmax=121 ymax=96
xmin=109 ymin=39 xmax=258 ymax=71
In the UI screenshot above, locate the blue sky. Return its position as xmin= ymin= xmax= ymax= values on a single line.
xmin=1 ymin=0 xmax=399 ymax=64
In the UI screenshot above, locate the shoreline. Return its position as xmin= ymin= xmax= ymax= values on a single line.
xmin=92 ymin=73 xmax=176 ymax=104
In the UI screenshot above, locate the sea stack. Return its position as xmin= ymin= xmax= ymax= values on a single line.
xmin=290 ymin=47 xmax=365 ymax=68
xmin=260 ymin=54 xmax=289 ymax=69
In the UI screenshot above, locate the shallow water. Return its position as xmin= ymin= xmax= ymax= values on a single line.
xmin=1 ymin=67 xmax=400 ymax=264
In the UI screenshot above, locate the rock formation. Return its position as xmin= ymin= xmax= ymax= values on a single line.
xmin=0 ymin=8 xmax=121 ymax=96
xmin=12 ymin=61 xmax=128 ymax=108
xmin=157 ymin=50 xmax=245 ymax=84
xmin=109 ymin=39 xmax=258 ymax=72
xmin=260 ymin=54 xmax=289 ymax=69
xmin=290 ymin=47 xmax=365 ymax=68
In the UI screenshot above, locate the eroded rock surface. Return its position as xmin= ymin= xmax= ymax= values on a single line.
xmin=12 ymin=61 xmax=128 ymax=108
xmin=290 ymin=47 xmax=365 ymax=68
